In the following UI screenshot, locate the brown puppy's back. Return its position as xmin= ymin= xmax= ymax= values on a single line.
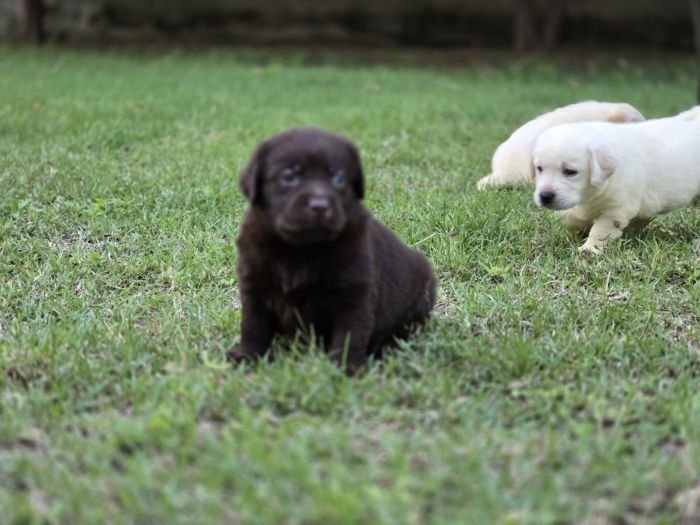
xmin=366 ymin=219 xmax=436 ymax=354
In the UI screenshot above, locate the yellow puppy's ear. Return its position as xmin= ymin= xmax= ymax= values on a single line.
xmin=588 ymin=144 xmax=619 ymax=188
xmin=529 ymin=161 xmax=537 ymax=182
xmin=607 ymin=111 xmax=628 ymax=123
xmin=607 ymin=104 xmax=645 ymax=123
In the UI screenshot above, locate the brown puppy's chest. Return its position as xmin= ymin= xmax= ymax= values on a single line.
xmin=264 ymin=254 xmax=370 ymax=337
xmin=236 ymin=205 xmax=374 ymax=336
xmin=267 ymin=260 xmax=328 ymax=333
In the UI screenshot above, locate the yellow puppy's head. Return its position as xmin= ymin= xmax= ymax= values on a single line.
xmin=532 ymin=123 xmax=619 ymax=210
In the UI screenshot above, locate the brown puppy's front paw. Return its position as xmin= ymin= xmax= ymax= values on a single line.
xmin=328 ymin=348 xmax=366 ymax=376
xmin=226 ymin=344 xmax=257 ymax=365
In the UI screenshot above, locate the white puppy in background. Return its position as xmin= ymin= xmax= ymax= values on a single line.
xmin=674 ymin=105 xmax=700 ymax=121
xmin=476 ymin=101 xmax=645 ymax=190
xmin=532 ymin=118 xmax=700 ymax=254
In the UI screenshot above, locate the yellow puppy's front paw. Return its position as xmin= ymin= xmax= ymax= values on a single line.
xmin=476 ymin=175 xmax=494 ymax=190
xmin=578 ymin=243 xmax=602 ymax=255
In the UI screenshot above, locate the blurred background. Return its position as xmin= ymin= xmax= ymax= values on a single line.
xmin=1 ymin=0 xmax=699 ymax=57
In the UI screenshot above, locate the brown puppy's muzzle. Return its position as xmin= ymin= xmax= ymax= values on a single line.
xmin=274 ymin=190 xmax=347 ymax=245
xmin=306 ymin=196 xmax=333 ymax=221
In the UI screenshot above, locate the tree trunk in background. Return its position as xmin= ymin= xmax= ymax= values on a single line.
xmin=514 ymin=0 xmax=537 ymax=53
xmin=22 ymin=0 xmax=45 ymax=44
xmin=691 ymin=1 xmax=700 ymax=102
xmin=691 ymin=0 xmax=700 ymax=55
xmin=543 ymin=0 xmax=566 ymax=51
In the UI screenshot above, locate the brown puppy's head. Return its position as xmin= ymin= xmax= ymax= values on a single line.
xmin=240 ymin=127 xmax=365 ymax=245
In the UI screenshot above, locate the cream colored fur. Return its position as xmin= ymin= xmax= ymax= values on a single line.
xmin=532 ymin=118 xmax=700 ymax=253
xmin=477 ymin=101 xmax=645 ymax=190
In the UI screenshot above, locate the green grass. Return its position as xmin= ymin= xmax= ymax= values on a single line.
xmin=1 ymin=46 xmax=699 ymax=524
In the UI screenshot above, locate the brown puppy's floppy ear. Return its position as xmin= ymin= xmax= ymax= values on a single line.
xmin=347 ymin=141 xmax=364 ymax=199
xmin=588 ymin=143 xmax=619 ymax=189
xmin=239 ymin=142 xmax=268 ymax=206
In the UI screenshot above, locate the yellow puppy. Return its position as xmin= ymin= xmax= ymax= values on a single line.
xmin=533 ymin=117 xmax=700 ymax=253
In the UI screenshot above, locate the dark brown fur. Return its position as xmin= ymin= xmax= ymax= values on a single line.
xmin=228 ymin=127 xmax=436 ymax=372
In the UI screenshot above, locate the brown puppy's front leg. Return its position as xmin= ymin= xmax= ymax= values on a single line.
xmin=227 ymin=293 xmax=277 ymax=364
xmin=327 ymin=290 xmax=374 ymax=373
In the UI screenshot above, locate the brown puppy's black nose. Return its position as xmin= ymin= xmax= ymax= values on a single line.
xmin=539 ymin=191 xmax=555 ymax=205
xmin=307 ymin=196 xmax=331 ymax=214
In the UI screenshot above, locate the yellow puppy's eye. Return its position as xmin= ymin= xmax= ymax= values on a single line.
xmin=562 ymin=168 xmax=578 ymax=176
xmin=536 ymin=166 xmax=543 ymax=173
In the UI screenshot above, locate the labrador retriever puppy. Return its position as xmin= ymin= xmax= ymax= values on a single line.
xmin=477 ymin=101 xmax=645 ymax=190
xmin=228 ymin=127 xmax=436 ymax=372
xmin=532 ymin=118 xmax=700 ymax=253
xmin=675 ymin=105 xmax=700 ymax=122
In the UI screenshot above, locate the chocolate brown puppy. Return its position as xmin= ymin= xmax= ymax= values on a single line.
xmin=228 ymin=127 xmax=436 ymax=372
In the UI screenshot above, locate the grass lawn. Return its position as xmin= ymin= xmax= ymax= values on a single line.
xmin=1 ymin=46 xmax=699 ymax=524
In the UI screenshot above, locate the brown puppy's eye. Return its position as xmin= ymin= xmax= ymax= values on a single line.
xmin=536 ymin=166 xmax=543 ymax=173
xmin=331 ymin=170 xmax=346 ymax=188
xmin=562 ymin=168 xmax=578 ymax=176
xmin=279 ymin=168 xmax=300 ymax=188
